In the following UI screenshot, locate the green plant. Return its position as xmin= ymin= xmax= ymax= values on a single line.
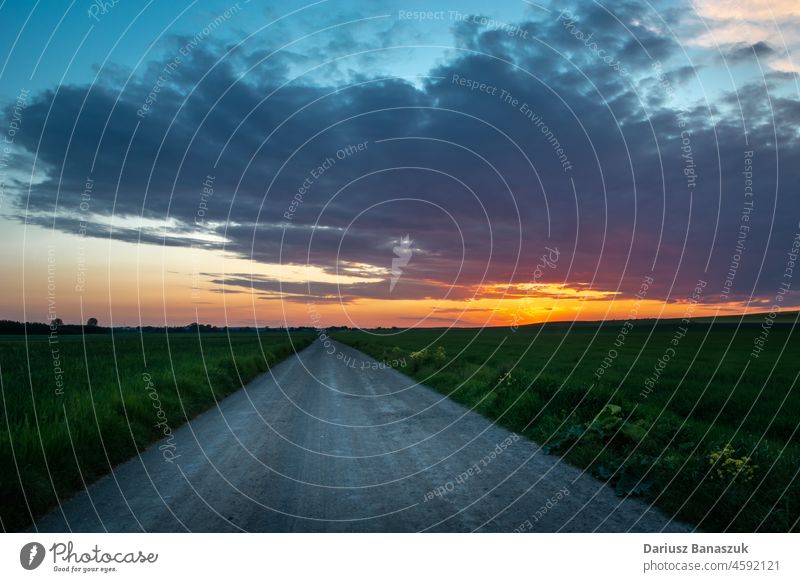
xmin=708 ymin=444 xmax=757 ymax=482
xmin=587 ymin=404 xmax=623 ymax=437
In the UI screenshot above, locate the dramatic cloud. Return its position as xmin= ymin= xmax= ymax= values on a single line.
xmin=4 ymin=3 xmax=799 ymax=318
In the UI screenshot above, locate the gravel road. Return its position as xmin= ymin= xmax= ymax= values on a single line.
xmin=34 ymin=340 xmax=689 ymax=532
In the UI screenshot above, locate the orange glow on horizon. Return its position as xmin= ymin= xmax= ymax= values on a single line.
xmin=0 ymin=221 xmax=786 ymax=329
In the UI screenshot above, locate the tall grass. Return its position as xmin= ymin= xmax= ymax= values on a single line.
xmin=335 ymin=323 xmax=800 ymax=532
xmin=0 ymin=331 xmax=311 ymax=531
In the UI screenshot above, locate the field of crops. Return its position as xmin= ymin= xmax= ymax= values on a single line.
xmin=334 ymin=321 xmax=800 ymax=532
xmin=0 ymin=331 xmax=312 ymax=532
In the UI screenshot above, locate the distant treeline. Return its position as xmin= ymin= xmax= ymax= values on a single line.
xmin=0 ymin=320 xmax=346 ymax=335
xmin=0 ymin=320 xmax=106 ymax=335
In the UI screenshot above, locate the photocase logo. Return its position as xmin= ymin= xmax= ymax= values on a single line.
xmin=19 ymin=542 xmax=45 ymax=570
xmin=390 ymin=235 xmax=413 ymax=292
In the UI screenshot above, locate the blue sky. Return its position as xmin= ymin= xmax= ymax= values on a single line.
xmin=1 ymin=0 xmax=509 ymax=97
xmin=1 ymin=0 xmax=779 ymax=100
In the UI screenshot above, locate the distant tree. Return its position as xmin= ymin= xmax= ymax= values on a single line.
xmin=52 ymin=318 xmax=63 ymax=327
xmin=87 ymin=317 xmax=98 ymax=327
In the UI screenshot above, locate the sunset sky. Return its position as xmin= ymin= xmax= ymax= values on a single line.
xmin=1 ymin=0 xmax=798 ymax=328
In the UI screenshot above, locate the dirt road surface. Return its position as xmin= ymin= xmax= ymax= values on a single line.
xmin=35 ymin=341 xmax=689 ymax=532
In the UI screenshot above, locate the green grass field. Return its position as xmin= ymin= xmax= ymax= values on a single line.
xmin=0 ymin=331 xmax=312 ymax=532
xmin=334 ymin=321 xmax=800 ymax=532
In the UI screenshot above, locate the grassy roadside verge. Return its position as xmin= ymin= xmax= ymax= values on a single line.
xmin=0 ymin=331 xmax=312 ymax=531
xmin=334 ymin=324 xmax=800 ymax=532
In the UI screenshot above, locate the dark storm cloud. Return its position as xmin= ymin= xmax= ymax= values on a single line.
xmin=724 ymin=42 xmax=776 ymax=63
xmin=4 ymin=8 xmax=800 ymax=308
xmin=207 ymin=272 xmax=473 ymax=305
